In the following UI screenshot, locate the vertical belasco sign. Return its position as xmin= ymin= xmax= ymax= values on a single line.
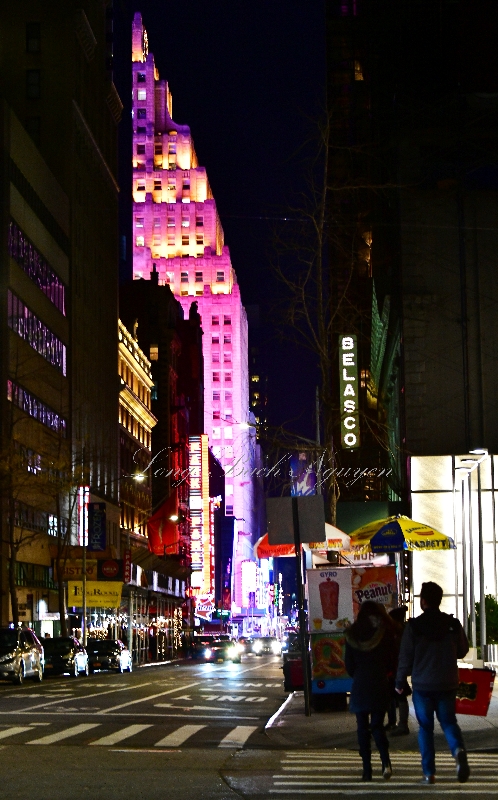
xmin=339 ymin=335 xmax=360 ymax=449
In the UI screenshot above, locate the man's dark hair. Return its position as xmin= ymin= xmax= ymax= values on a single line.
xmin=420 ymin=581 xmax=443 ymax=608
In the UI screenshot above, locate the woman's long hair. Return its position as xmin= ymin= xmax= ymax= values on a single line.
xmin=348 ymin=600 xmax=395 ymax=640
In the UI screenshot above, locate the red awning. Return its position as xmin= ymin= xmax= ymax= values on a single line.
xmin=253 ymin=533 xmax=295 ymax=559
xmin=147 ymin=492 xmax=179 ymax=555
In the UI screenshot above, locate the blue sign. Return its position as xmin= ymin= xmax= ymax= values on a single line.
xmin=290 ymin=452 xmax=317 ymax=496
xmin=87 ymin=503 xmax=106 ymax=552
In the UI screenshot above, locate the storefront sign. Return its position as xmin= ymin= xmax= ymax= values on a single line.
xmin=67 ymin=580 xmax=122 ymax=608
xmin=339 ymin=335 xmax=360 ymax=449
xmin=57 ymin=559 xmax=98 ymax=581
xmin=194 ymin=594 xmax=215 ymax=621
xmin=97 ymin=559 xmax=123 ymax=581
xmin=123 ymin=549 xmax=131 ymax=583
xmin=87 ymin=503 xmax=106 ymax=551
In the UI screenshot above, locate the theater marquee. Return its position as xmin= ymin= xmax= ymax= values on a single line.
xmin=339 ymin=335 xmax=360 ymax=450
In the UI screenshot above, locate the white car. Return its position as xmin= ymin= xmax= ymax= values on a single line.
xmin=87 ymin=639 xmax=133 ymax=673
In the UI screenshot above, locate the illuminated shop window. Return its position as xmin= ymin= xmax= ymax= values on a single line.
xmin=137 ymin=72 xmax=146 ymax=82
xmin=8 ymin=221 xmax=65 ymax=314
xmin=224 ymin=315 xmax=231 ymax=325
xmin=212 ymin=316 xmax=219 ymax=326
xmin=180 ymin=271 xmax=188 ymax=283
xmin=137 ymin=108 xmax=146 ymax=119
xmin=136 ymin=144 xmax=145 ymax=155
xmin=137 ymin=89 xmax=146 ymax=100
xmin=8 ymin=290 xmax=66 ymax=375
xmin=135 ymin=235 xmax=145 ymax=247
xmin=216 ymin=271 xmax=224 ymax=282
xmin=195 ymin=271 xmax=203 ymax=282
xmin=135 ymin=217 xmax=144 ymax=227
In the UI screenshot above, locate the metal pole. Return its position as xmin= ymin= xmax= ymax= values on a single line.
xmin=468 ymin=472 xmax=476 ymax=650
xmin=82 ymin=529 xmax=87 ymax=646
xmin=291 ymin=496 xmax=311 ymax=716
xmin=477 ymin=462 xmax=487 ymax=657
xmin=315 ymin=387 xmax=322 ymax=496
xmin=461 ymin=475 xmax=468 ymax=637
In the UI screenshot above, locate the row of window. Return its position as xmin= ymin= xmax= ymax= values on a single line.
xmin=136 ymin=142 xmax=176 ymax=155
xmin=212 ymin=334 xmax=231 ymax=345
xmin=212 ymin=391 xmax=232 ymax=402
xmin=212 ymin=352 xmax=231 ymax=363
xmin=136 ymin=216 xmax=203 ymax=228
xmin=12 ymin=500 xmax=68 ymax=538
xmin=8 ymin=291 xmax=66 ymax=375
xmin=7 ymin=380 xmax=67 ymax=436
xmin=136 ymin=235 xmax=205 ymax=247
xmin=212 ymin=315 xmax=231 ymax=326
xmin=213 ymin=410 xmax=232 ymax=420
xmin=212 ymin=371 xmax=232 ymax=383
xmin=119 ymin=403 xmax=151 ymax=448
xmin=135 ymin=179 xmax=190 ymax=193
xmin=8 ymin=220 xmax=66 ymax=314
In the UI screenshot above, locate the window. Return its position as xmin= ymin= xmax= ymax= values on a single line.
xmin=8 ymin=290 xmax=66 ymax=374
xmin=182 ymin=181 xmax=190 ymax=191
xmin=216 ymin=271 xmax=225 ymax=283
xmin=225 ymin=392 xmax=232 ymax=403
xmin=167 ymin=234 xmax=175 ymax=245
xmin=223 ymin=352 xmax=232 ymax=363
xmin=213 ymin=410 xmax=220 ymax=420
xmin=135 ymin=217 xmax=144 ymax=227
xmin=213 ymin=391 xmax=220 ymax=401
xmin=154 ymin=218 xmax=161 ymax=228
xmin=137 ymin=89 xmax=146 ymax=100
xmin=154 ymin=143 xmax=162 ymax=155
xmin=167 ymin=217 xmax=175 ymax=228
xmin=137 ymin=108 xmax=146 ymax=119
xmin=225 ymin=371 xmax=232 ymax=383
xmin=168 ymin=179 xmax=176 ymax=191
xmin=212 ymin=372 xmax=220 ymax=383
xmin=181 ymin=272 xmax=188 ymax=283
xmin=196 ymin=216 xmax=204 ymax=227
xmin=8 ymin=380 xmax=66 ymax=436
xmin=26 ymin=69 xmax=40 ymax=99
xmin=212 ymin=427 xmax=221 ymax=439
xmin=212 ymin=353 xmax=220 ymax=363
xmin=195 ymin=271 xmax=203 ymax=283
xmin=181 ymin=217 xmax=190 ymax=227
xmin=225 ymin=445 xmax=234 ymax=459
xmin=224 ymin=315 xmax=231 ymax=326
xmin=168 ymin=143 xmax=176 ymax=154
xmin=226 ymin=505 xmax=233 ymax=516
xmin=151 ymin=382 xmax=158 ymax=400
xmin=212 ymin=335 xmax=219 ymax=344
xmin=153 ymin=180 xmax=161 ymax=191
xmin=26 ymin=22 xmax=40 ymax=53
xmin=251 ymin=375 xmax=260 ymax=382
xmin=196 ymin=234 xmax=204 ymax=246
xmin=181 ymin=235 xmax=189 ymax=246
xmin=224 ymin=409 xmax=232 ymax=421
xmin=137 ymin=182 xmax=145 ymax=192
xmin=136 ymin=144 xmax=145 ymax=155
xmin=211 ymin=315 xmax=219 ymax=326
xmin=224 ymin=427 xmax=233 ymax=439
xmin=137 ymin=72 xmax=146 ymax=82
xmin=135 ymin=235 xmax=144 ymax=247
xmin=137 ymin=126 xmax=146 ymax=134
xmin=8 ymin=221 xmax=65 ymax=314
xmin=224 ymin=334 xmax=231 ymax=344
xmin=149 ymin=345 xmax=158 ymax=361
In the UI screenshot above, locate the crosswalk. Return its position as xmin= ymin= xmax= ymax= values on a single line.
xmin=0 ymin=722 xmax=259 ymax=749
xmin=269 ymin=751 xmax=498 ymax=795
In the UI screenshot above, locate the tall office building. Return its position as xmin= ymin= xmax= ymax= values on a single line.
xmin=131 ymin=14 xmax=255 ymax=606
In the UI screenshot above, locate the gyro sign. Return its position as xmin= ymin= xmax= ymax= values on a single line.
xmin=339 ymin=335 xmax=360 ymax=449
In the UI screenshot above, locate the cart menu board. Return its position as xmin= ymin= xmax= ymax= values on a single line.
xmin=307 ymin=568 xmax=354 ymax=633
xmin=351 ymin=566 xmax=398 ymax=617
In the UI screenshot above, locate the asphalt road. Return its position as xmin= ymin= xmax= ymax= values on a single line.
xmin=1 ymin=655 xmax=498 ymax=799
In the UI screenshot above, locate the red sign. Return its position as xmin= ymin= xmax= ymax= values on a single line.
xmin=123 ymin=549 xmax=131 ymax=583
xmin=101 ymin=559 xmax=120 ymax=579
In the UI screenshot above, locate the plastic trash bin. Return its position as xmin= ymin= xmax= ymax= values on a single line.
xmin=456 ymin=666 xmax=496 ymax=716
xmin=283 ymin=657 xmax=304 ymax=691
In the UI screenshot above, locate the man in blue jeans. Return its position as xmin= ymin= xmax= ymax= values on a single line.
xmin=396 ymin=581 xmax=470 ymax=784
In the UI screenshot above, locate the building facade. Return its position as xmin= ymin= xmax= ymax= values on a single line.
xmin=130 ymin=13 xmax=255 ymax=608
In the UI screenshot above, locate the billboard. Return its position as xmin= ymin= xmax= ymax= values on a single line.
xmin=338 ymin=334 xmax=360 ymax=449
xmin=67 ymin=581 xmax=122 ymax=608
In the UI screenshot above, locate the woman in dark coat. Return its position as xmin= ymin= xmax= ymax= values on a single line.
xmin=345 ymin=600 xmax=397 ymax=781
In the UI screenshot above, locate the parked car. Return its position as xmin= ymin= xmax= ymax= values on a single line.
xmin=252 ymin=636 xmax=282 ymax=656
xmin=43 ymin=636 xmax=89 ymax=677
xmin=87 ymin=639 xmax=132 ymax=673
xmin=206 ymin=639 xmax=242 ymax=663
xmin=0 ymin=627 xmax=44 ymax=684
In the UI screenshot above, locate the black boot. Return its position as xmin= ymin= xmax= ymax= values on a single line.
xmin=362 ymin=761 xmax=372 ymax=781
xmin=382 ymin=756 xmax=392 ymax=780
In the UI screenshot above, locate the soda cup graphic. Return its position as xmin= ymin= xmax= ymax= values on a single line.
xmin=319 ymin=578 xmax=339 ymax=620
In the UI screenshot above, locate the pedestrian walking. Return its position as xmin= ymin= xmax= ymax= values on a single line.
xmin=345 ymin=600 xmax=397 ymax=781
xmin=386 ymin=605 xmax=411 ymax=735
xmin=395 ymin=581 xmax=470 ymax=785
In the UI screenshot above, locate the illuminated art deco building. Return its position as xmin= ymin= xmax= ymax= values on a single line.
xmin=130 ymin=14 xmax=256 ymax=607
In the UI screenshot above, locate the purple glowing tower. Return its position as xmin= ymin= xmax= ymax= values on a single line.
xmin=131 ymin=13 xmax=256 ymax=606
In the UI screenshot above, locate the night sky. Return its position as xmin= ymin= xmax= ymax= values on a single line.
xmin=114 ymin=1 xmax=326 ymax=439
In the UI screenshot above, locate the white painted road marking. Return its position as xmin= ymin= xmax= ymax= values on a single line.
xmin=27 ymin=723 xmax=100 ymax=745
xmin=218 ymin=725 xmax=258 ymax=748
xmin=98 ymin=681 xmax=201 ymax=714
xmin=154 ymin=724 xmax=206 ymax=747
xmin=90 ymin=724 xmax=152 ymax=746
xmin=0 ymin=726 xmax=32 ymax=740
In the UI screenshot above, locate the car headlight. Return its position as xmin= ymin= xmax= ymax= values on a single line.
xmin=271 ymin=641 xmax=281 ymax=654
xmin=227 ymin=646 xmax=238 ymax=659
xmin=234 ymin=643 xmax=243 ymax=654
xmin=253 ymin=641 xmax=262 ymax=653
xmin=204 ymin=648 xmax=212 ymax=658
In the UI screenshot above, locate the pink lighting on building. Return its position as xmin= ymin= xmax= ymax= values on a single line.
xmin=131 ymin=13 xmax=255 ymax=607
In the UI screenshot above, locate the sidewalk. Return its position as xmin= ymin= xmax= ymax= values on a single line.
xmin=266 ymin=681 xmax=498 ymax=752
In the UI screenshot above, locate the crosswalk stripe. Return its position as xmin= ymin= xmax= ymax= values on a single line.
xmin=154 ymin=724 xmax=206 ymax=747
xmin=218 ymin=725 xmax=258 ymax=748
xmin=0 ymin=727 xmax=32 ymax=740
xmin=26 ymin=723 xmax=100 ymax=745
xmin=90 ymin=724 xmax=152 ymax=746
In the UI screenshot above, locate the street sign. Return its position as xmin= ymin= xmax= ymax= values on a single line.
xmin=266 ymin=496 xmax=326 ymax=544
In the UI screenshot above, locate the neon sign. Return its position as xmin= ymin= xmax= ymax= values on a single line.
xmin=339 ymin=335 xmax=360 ymax=449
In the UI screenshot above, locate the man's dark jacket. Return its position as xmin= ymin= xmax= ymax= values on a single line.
xmin=396 ymin=608 xmax=469 ymax=692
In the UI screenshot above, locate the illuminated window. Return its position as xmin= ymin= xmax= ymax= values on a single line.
xmin=213 ymin=410 xmax=220 ymax=420
xmin=212 ymin=352 xmax=219 ymax=363
xmin=252 ymin=391 xmax=260 ymax=400
xmin=168 ymin=143 xmax=176 ymax=154
xmin=135 ymin=235 xmax=145 ymax=247
xmin=216 ymin=271 xmax=224 ymax=282
xmin=154 ymin=180 xmax=161 ymax=191
xmin=225 ymin=445 xmax=234 ymax=459
xmin=224 ymin=427 xmax=233 ymax=439
xmin=213 ymin=391 xmax=220 ymax=401
xmin=154 ymin=218 xmax=161 ymax=228
xmin=223 ymin=352 xmax=231 ymax=363
xmin=153 ymin=234 xmax=161 ymax=245
xmin=212 ymin=335 xmax=219 ymax=344
xmin=225 ymin=392 xmax=232 ymax=403
xmin=181 ymin=272 xmax=188 ymax=283
xmin=181 ymin=235 xmax=189 ymax=246
xmin=137 ymin=89 xmax=146 ymax=100
xmin=137 ymin=72 xmax=146 ymax=82
xmin=167 ymin=234 xmax=175 ymax=245
xmin=26 ymin=69 xmax=41 ymax=99
xmin=137 ymin=108 xmax=146 ymax=119
xmin=135 ymin=217 xmax=144 ymax=227
xmin=8 ymin=380 xmax=66 ymax=436
xmin=212 ymin=427 xmax=221 ymax=439
xmin=212 ymin=316 xmax=219 ymax=326
xmin=150 ymin=345 xmax=158 ymax=361
xmin=354 ymin=60 xmax=364 ymax=81
xmin=225 ymin=372 xmax=232 ymax=383
xmin=8 ymin=291 xmax=66 ymax=375
xmin=224 ymin=409 xmax=232 ymax=421
xmin=167 ymin=217 xmax=175 ymax=227
xmin=26 ymin=22 xmax=40 ymax=53
xmin=195 ymin=271 xmax=203 ymax=283
xmin=151 ymin=382 xmax=158 ymax=400
xmin=212 ymin=372 xmax=220 ymax=383
xmin=181 ymin=217 xmax=190 ymax=228
xmin=8 ymin=220 xmax=65 ymax=314
xmin=137 ymin=182 xmax=145 ymax=192
xmin=154 ymin=143 xmax=162 ymax=155
xmin=136 ymin=144 xmax=145 ymax=155
xmin=251 ymin=375 xmax=260 ymax=382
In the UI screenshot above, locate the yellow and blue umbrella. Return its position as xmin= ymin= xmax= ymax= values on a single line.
xmin=349 ymin=515 xmax=455 ymax=553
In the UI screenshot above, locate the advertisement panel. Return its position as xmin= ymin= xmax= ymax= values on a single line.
xmin=307 ymin=568 xmax=354 ymax=633
xmin=290 ymin=452 xmax=317 ymax=496
xmin=311 ymin=633 xmax=347 ymax=680
xmin=351 ymin=565 xmax=398 ymax=617
xmin=67 ymin=581 xmax=122 ymax=608
xmin=57 ymin=559 xmax=97 ymax=581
